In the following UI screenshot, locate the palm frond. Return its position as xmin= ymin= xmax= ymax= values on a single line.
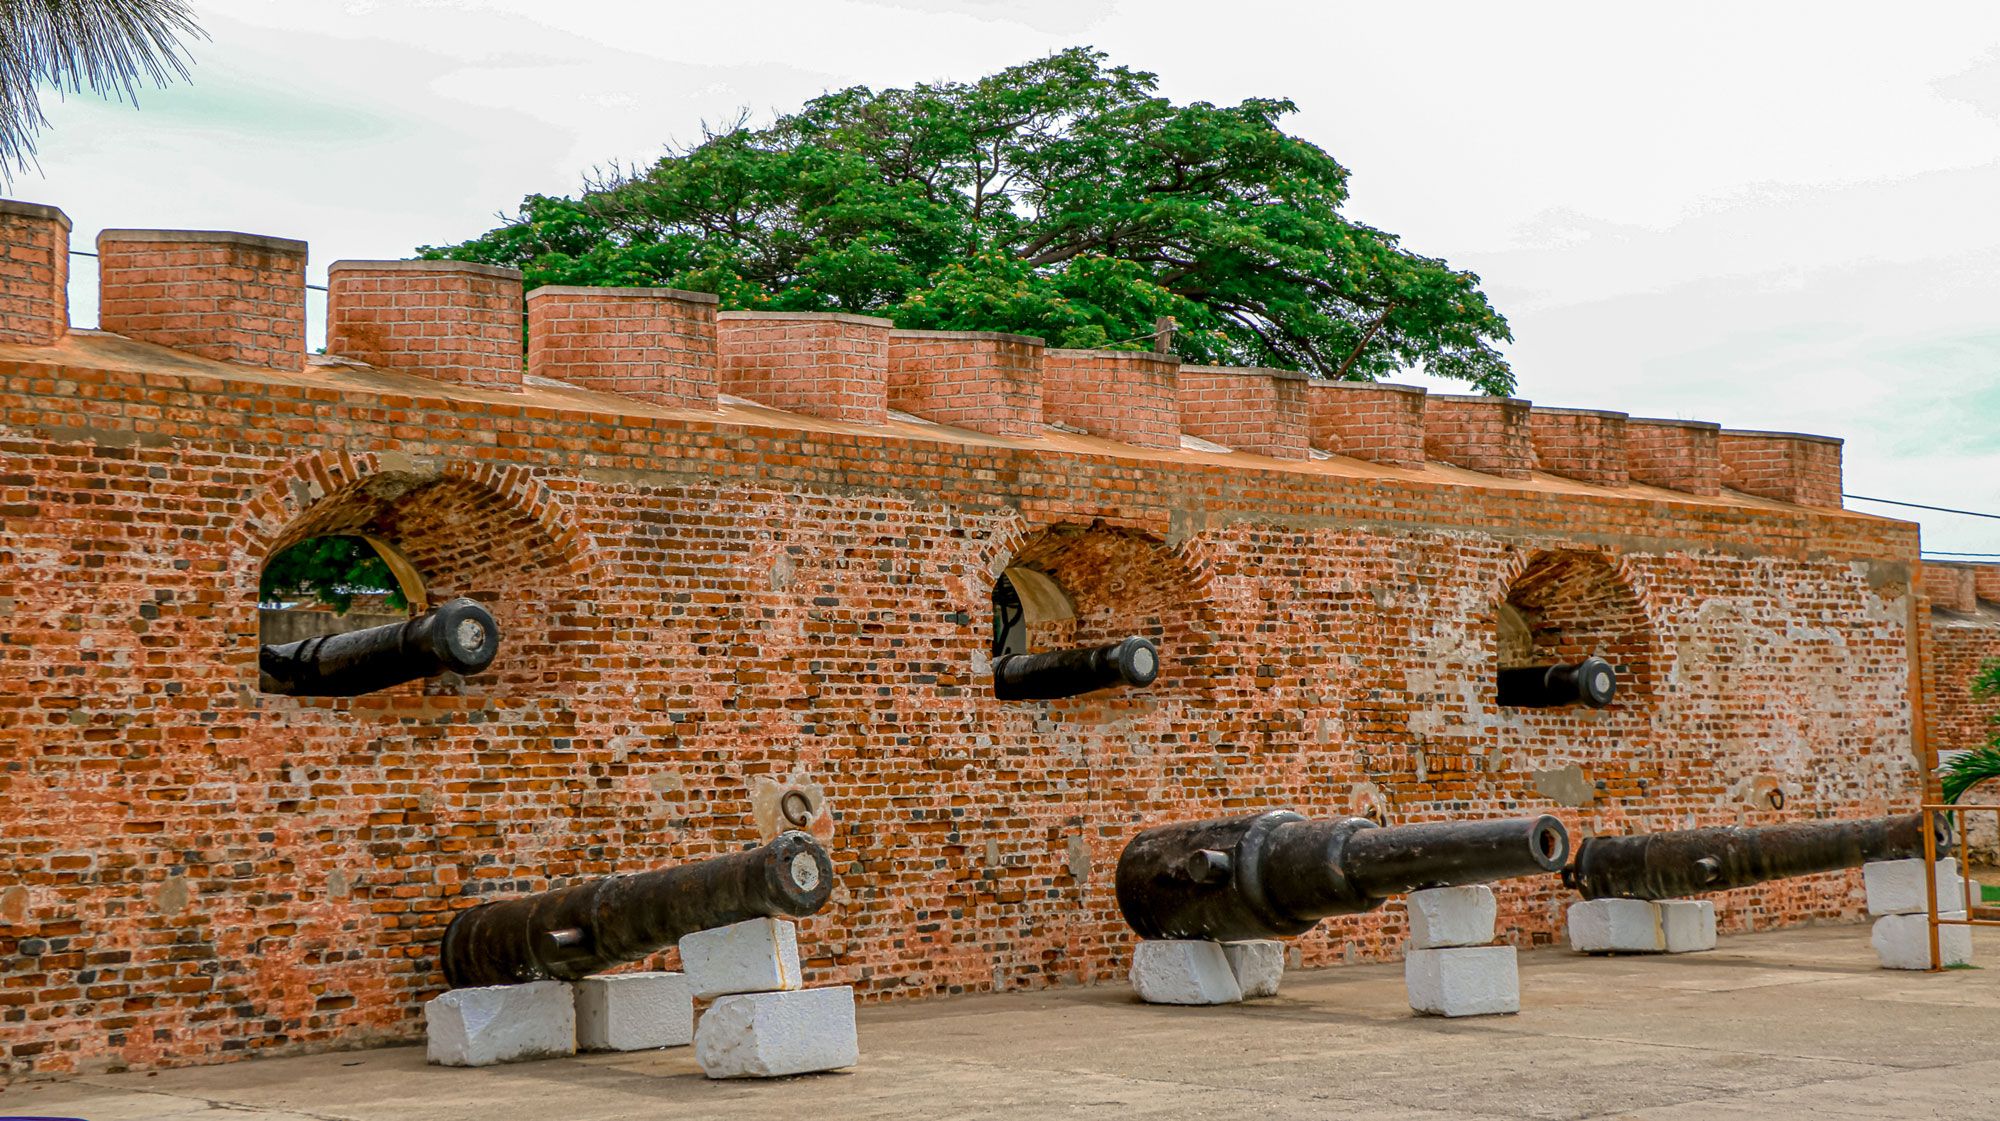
xmin=0 ymin=0 xmax=205 ymax=179
xmin=1941 ymin=745 xmax=2000 ymax=805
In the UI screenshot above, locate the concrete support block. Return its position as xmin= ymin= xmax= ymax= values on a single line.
xmin=694 ymin=986 xmax=858 ymax=1079
xmin=680 ymin=917 xmax=802 ymax=999
xmin=1405 ymin=945 xmax=1520 ymax=1017
xmin=1872 ymin=912 xmax=1973 ymax=970
xmin=574 ymin=971 xmax=694 ymax=1052
xmin=1658 ymin=900 xmax=1717 ymax=954
xmin=1864 ymin=858 xmax=1961 ymax=916
xmin=1407 ymin=885 xmax=1498 ymax=949
xmin=1566 ymin=898 xmax=1665 ymax=953
xmin=425 ymin=981 xmax=575 ymax=1067
xmin=1221 ymin=940 xmax=1285 ymax=999
xmin=1129 ymin=940 xmax=1244 ymax=1005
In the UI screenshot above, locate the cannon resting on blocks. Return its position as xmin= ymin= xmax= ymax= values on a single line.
xmin=1561 ymin=813 xmax=1949 ymax=954
xmin=260 ymin=597 xmax=500 ymax=696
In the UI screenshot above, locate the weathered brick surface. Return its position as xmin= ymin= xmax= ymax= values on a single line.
xmin=527 ymin=286 xmax=717 ymax=409
xmin=718 ymin=312 xmax=888 ymax=423
xmin=0 ymin=324 xmax=1938 ymax=1078
xmin=886 ymin=330 xmax=1042 ymax=438
xmin=1626 ymin=418 xmax=1722 ymax=496
xmin=1924 ymin=562 xmax=2000 ymax=759
xmin=1305 ymin=381 xmax=1426 ymax=466
xmin=0 ymin=201 xmax=68 ymax=346
xmin=1177 ymin=367 xmax=1309 ymax=460
xmin=327 ymin=261 xmax=524 ymax=391
xmin=1719 ymin=430 xmax=1843 ymax=508
xmin=1041 ymin=350 xmax=1180 ymax=448
xmin=1528 ymin=408 xmax=1628 ymax=488
xmin=1424 ymin=395 xmax=1535 ymax=478
xmin=96 ymin=230 xmax=306 ymax=370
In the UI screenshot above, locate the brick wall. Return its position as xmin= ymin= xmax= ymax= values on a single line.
xmin=886 ymin=330 xmax=1043 ymax=438
xmin=327 ymin=260 xmax=525 ymax=391
xmin=527 ymin=285 xmax=718 ymax=409
xmin=1423 ymin=394 xmax=1535 ymax=478
xmin=1177 ymin=366 xmax=1309 ymax=460
xmin=96 ymin=230 xmax=306 ymax=370
xmin=1529 ymin=408 xmax=1628 ymax=487
xmin=1719 ymin=429 xmax=1843 ymax=508
xmin=0 ymin=200 xmax=68 ymax=345
xmin=1924 ymin=562 xmax=2000 ymax=759
xmin=717 ymin=312 xmax=889 ymax=423
xmin=1305 ymin=381 xmax=1427 ymax=466
xmin=1041 ymin=349 xmax=1180 ymax=448
xmin=0 ymin=324 xmax=1933 ymax=1077
xmin=1626 ymin=418 xmax=1723 ymax=496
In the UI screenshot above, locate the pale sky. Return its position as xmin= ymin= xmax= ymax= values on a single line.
xmin=26 ymin=0 xmax=2000 ymax=555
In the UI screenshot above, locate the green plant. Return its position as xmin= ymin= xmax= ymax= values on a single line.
xmin=425 ymin=48 xmax=1514 ymax=392
xmin=258 ymin=536 xmax=406 ymax=614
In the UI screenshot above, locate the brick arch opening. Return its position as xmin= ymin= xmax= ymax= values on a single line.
xmin=1496 ymin=549 xmax=1661 ymax=704
xmin=254 ymin=469 xmax=583 ymax=695
xmin=992 ymin=521 xmax=1218 ymax=695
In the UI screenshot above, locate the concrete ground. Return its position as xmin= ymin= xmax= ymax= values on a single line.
xmin=9 ymin=925 xmax=2000 ymax=1121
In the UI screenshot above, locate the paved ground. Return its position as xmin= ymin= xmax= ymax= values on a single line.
xmin=9 ymin=925 xmax=1999 ymax=1121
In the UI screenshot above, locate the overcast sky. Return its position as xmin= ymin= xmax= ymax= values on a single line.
xmin=26 ymin=0 xmax=2000 ymax=555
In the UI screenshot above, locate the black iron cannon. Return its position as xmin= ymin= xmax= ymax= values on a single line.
xmin=440 ymin=831 xmax=835 ymax=987
xmin=259 ymin=597 xmax=499 ymax=696
xmin=1116 ymin=811 xmax=1570 ymax=942
xmin=993 ymin=636 xmax=1160 ymax=701
xmin=1496 ymin=656 xmax=1617 ymax=709
xmin=1562 ymin=813 xmax=1945 ymax=901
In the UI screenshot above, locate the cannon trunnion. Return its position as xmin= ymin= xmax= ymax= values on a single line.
xmin=1562 ymin=813 xmax=1943 ymax=901
xmin=440 ymin=831 xmax=835 ymax=987
xmin=259 ymin=597 xmax=500 ymax=696
xmin=1116 ymin=811 xmax=1571 ymax=942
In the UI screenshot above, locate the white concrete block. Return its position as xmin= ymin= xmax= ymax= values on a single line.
xmin=694 ymin=986 xmax=858 ymax=1079
xmin=1863 ymin=857 xmax=1960 ymax=916
xmin=1129 ymin=940 xmax=1243 ymax=1005
xmin=1221 ymin=940 xmax=1284 ymax=999
xmin=1566 ymin=898 xmax=1664 ymax=953
xmin=1404 ymin=945 xmax=1519 ymax=1017
xmin=1872 ymin=912 xmax=1974 ymax=970
xmin=1407 ymin=885 xmax=1498 ymax=949
xmin=1658 ymin=899 xmax=1717 ymax=954
xmin=574 ymin=971 xmax=694 ymax=1051
xmin=680 ymin=917 xmax=802 ymax=999
xmin=425 ymin=981 xmax=574 ymax=1067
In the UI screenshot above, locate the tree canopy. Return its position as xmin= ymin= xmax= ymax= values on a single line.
xmin=259 ymin=536 xmax=407 ymax=615
xmin=425 ymin=49 xmax=1514 ymax=392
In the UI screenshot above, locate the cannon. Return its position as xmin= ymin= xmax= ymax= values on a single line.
xmin=259 ymin=597 xmax=499 ymax=696
xmin=440 ymin=831 xmax=835 ymax=987
xmin=1562 ymin=813 xmax=1946 ymax=901
xmin=992 ymin=636 xmax=1159 ymax=701
xmin=1116 ymin=811 xmax=1570 ymax=942
xmin=1496 ymin=656 xmax=1617 ymax=708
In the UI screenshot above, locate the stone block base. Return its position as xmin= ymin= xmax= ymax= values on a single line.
xmin=1864 ymin=858 xmax=1962 ymax=916
xmin=695 ymin=986 xmax=858 ymax=1078
xmin=1658 ymin=900 xmax=1717 ymax=954
xmin=1130 ymin=940 xmax=1243 ymax=1005
xmin=1222 ymin=940 xmax=1284 ymax=999
xmin=1872 ymin=912 xmax=1973 ymax=970
xmin=1567 ymin=898 xmax=1665 ymax=953
xmin=425 ymin=981 xmax=575 ymax=1067
xmin=575 ymin=971 xmax=694 ymax=1052
xmin=680 ymin=917 xmax=802 ymax=999
xmin=1408 ymin=885 xmax=1498 ymax=949
xmin=1405 ymin=945 xmax=1519 ymax=1017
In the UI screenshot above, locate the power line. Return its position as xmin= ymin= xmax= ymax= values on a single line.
xmin=1924 ymin=550 xmax=2000 ymax=559
xmin=69 ymin=247 xmax=328 ymax=292
xmin=1845 ymin=494 xmax=2000 ymax=521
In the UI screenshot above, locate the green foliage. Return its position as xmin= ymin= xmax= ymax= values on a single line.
xmin=1941 ymin=657 xmax=2000 ymax=804
xmin=259 ymin=536 xmax=406 ymax=614
xmin=424 ymin=49 xmax=1514 ymax=391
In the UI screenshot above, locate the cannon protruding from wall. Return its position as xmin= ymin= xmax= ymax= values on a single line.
xmin=1562 ymin=813 xmax=1945 ymax=901
xmin=1116 ymin=811 xmax=1570 ymax=942
xmin=993 ymin=636 xmax=1159 ymax=700
xmin=259 ymin=596 xmax=500 ymax=696
xmin=1497 ymin=656 xmax=1617 ymax=709
xmin=440 ymin=830 xmax=835 ymax=988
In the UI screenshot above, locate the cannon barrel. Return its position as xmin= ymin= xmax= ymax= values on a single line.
xmin=1496 ymin=656 xmax=1617 ymax=708
xmin=1116 ymin=811 xmax=1570 ymax=942
xmin=259 ymin=597 xmax=499 ymax=697
xmin=440 ymin=831 xmax=834 ymax=987
xmin=993 ymin=636 xmax=1159 ymax=700
xmin=1562 ymin=813 xmax=1947 ymax=901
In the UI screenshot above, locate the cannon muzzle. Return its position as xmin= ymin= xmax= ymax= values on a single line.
xmin=260 ymin=597 xmax=499 ymax=696
xmin=440 ymin=831 xmax=835 ymax=987
xmin=1562 ymin=813 xmax=1948 ymax=900
xmin=993 ymin=636 xmax=1159 ymax=700
xmin=1497 ymin=656 xmax=1617 ymax=708
xmin=1116 ymin=811 xmax=1569 ymax=942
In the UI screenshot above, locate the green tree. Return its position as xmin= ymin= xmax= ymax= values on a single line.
xmin=1 ymin=0 xmax=204 ymax=181
xmin=425 ymin=49 xmax=1514 ymax=391
xmin=259 ymin=536 xmax=406 ymax=615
